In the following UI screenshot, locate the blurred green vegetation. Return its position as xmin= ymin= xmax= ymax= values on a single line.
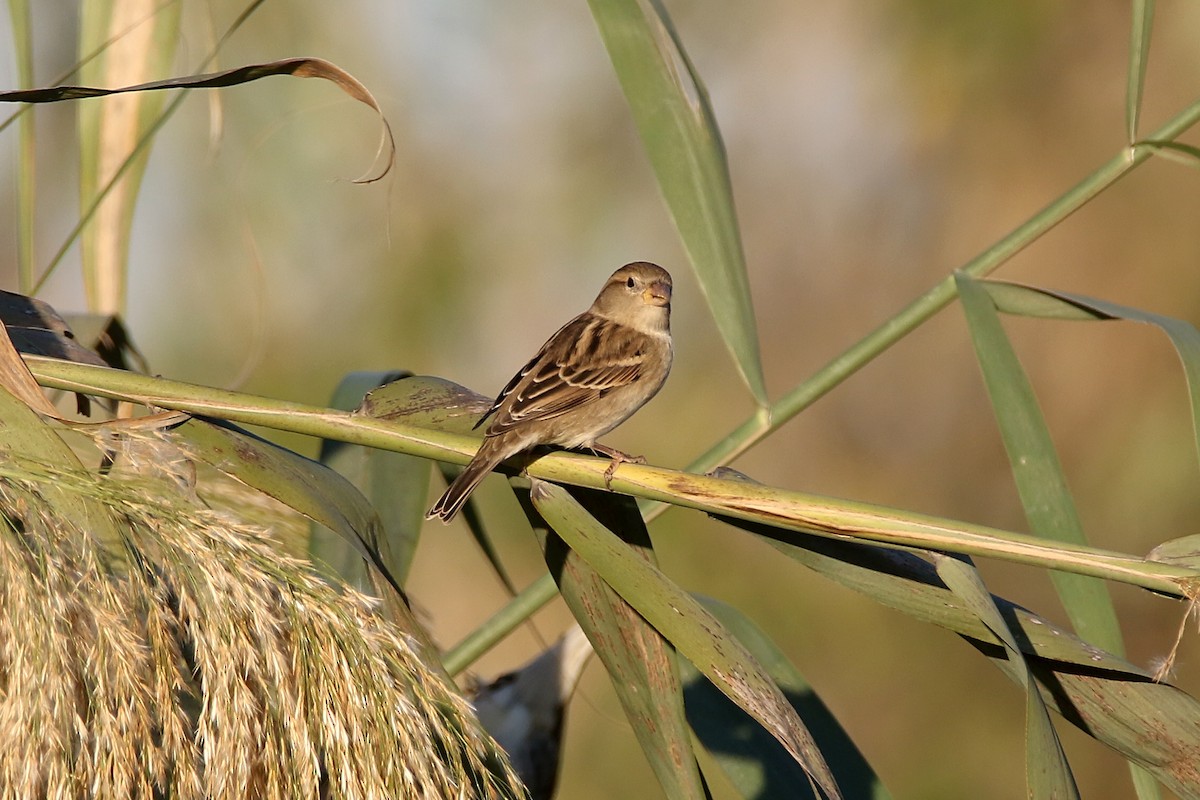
xmin=4 ymin=1 xmax=1200 ymax=797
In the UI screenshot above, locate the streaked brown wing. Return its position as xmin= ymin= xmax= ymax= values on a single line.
xmin=473 ymin=352 xmax=543 ymax=431
xmin=482 ymin=314 xmax=645 ymax=436
xmin=473 ymin=316 xmax=588 ymax=431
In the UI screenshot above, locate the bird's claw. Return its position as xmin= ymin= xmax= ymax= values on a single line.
xmin=592 ymin=445 xmax=645 ymax=489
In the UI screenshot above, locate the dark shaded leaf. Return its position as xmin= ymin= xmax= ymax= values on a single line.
xmin=526 ymin=486 xmax=710 ymax=800
xmin=933 ymin=555 xmax=1078 ymax=800
xmin=532 ymin=480 xmax=839 ymax=799
xmin=365 ymin=375 xmax=518 ymax=592
xmin=313 ymin=371 xmax=427 ymax=588
xmin=63 ymin=314 xmax=148 ymax=371
xmin=683 ymin=596 xmax=891 ymax=800
xmin=0 ymin=291 xmax=108 ymax=368
xmin=0 ymin=306 xmax=66 ymax=416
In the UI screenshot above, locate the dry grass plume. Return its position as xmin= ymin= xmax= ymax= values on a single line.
xmin=0 ymin=436 xmax=526 ymax=800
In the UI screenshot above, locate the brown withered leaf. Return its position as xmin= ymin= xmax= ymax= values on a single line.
xmin=0 ymin=57 xmax=395 ymax=183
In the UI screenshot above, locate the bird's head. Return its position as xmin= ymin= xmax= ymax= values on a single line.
xmin=591 ymin=262 xmax=672 ymax=330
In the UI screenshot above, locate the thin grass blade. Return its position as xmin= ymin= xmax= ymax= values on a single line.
xmin=1127 ymin=0 xmax=1156 ymax=142
xmin=587 ymin=0 xmax=766 ymax=405
xmin=8 ymin=0 xmax=35 ymax=292
xmin=977 ymin=278 xmax=1200 ymax=477
xmin=78 ymin=0 xmax=182 ymax=314
xmin=1138 ymin=139 xmax=1200 ymax=168
xmin=8 ymin=56 xmax=395 ymax=184
xmin=957 ymin=273 xmax=1124 ymax=655
xmin=969 ymin=273 xmax=1195 ymax=796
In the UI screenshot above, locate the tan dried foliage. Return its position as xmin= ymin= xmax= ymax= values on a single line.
xmin=0 ymin=441 xmax=525 ymax=800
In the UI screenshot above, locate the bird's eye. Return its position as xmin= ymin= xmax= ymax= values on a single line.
xmin=626 ymin=277 xmax=636 ymax=288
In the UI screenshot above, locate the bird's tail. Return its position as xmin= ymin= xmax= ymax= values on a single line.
xmin=426 ymin=448 xmax=499 ymax=523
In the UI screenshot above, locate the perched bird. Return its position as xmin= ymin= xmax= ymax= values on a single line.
xmin=470 ymin=626 xmax=595 ymax=800
xmin=427 ymin=261 xmax=673 ymax=523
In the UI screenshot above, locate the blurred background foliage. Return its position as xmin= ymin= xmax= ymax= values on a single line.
xmin=4 ymin=1 xmax=1200 ymax=797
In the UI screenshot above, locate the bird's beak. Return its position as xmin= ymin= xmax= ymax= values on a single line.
xmin=642 ymin=280 xmax=672 ymax=307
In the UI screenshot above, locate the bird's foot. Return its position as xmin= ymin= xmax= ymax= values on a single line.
xmin=588 ymin=444 xmax=646 ymax=489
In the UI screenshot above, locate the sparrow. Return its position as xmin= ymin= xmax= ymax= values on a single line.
xmin=426 ymin=261 xmax=673 ymax=523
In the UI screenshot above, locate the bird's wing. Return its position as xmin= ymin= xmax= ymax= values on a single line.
xmin=478 ymin=314 xmax=646 ymax=435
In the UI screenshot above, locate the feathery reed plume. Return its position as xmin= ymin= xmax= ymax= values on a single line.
xmin=0 ymin=439 xmax=526 ymax=800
